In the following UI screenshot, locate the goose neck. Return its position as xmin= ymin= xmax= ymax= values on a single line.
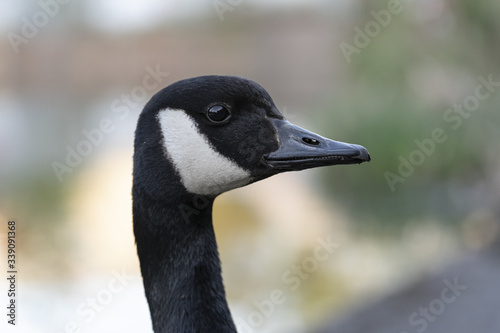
xmin=133 ymin=192 xmax=236 ymax=333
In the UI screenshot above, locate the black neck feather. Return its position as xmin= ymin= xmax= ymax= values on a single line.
xmin=133 ymin=189 xmax=237 ymax=333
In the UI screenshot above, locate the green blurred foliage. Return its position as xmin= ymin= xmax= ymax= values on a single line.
xmin=320 ymin=0 xmax=500 ymax=229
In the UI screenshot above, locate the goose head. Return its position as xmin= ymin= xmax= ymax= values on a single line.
xmin=132 ymin=75 xmax=370 ymax=333
xmin=133 ymin=75 xmax=370 ymax=202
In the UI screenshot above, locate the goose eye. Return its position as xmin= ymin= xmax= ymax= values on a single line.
xmin=207 ymin=105 xmax=231 ymax=123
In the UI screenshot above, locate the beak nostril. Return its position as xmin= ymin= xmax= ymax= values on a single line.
xmin=302 ymin=137 xmax=320 ymax=145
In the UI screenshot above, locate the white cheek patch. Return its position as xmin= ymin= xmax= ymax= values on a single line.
xmin=158 ymin=108 xmax=251 ymax=196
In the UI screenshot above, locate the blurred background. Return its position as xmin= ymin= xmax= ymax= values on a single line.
xmin=1 ymin=0 xmax=499 ymax=332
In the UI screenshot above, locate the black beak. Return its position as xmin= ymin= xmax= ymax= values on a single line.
xmin=262 ymin=118 xmax=370 ymax=171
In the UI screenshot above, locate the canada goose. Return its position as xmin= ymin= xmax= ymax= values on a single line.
xmin=132 ymin=75 xmax=370 ymax=332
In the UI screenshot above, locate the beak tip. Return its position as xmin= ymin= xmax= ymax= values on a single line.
xmin=352 ymin=144 xmax=371 ymax=163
